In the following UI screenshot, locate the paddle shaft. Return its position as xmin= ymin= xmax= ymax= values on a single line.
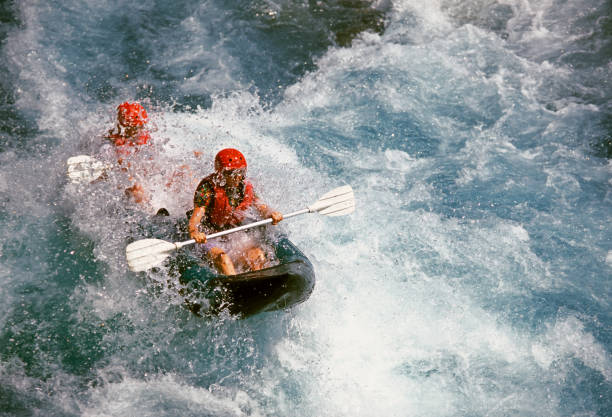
xmin=126 ymin=185 xmax=353 ymax=272
xmin=175 ymin=208 xmax=310 ymax=250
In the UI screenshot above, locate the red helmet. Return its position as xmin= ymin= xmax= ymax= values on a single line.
xmin=215 ymin=148 xmax=247 ymax=172
xmin=117 ymin=102 xmax=148 ymax=127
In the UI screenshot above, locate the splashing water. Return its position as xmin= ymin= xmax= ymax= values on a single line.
xmin=0 ymin=0 xmax=610 ymax=416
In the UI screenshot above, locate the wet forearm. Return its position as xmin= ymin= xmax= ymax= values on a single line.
xmin=189 ymin=207 xmax=206 ymax=236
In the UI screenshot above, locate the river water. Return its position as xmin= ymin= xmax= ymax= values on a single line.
xmin=0 ymin=1 xmax=610 ymax=416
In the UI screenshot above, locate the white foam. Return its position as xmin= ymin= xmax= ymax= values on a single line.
xmin=283 ymin=238 xmax=565 ymax=415
xmin=384 ymin=148 xmax=415 ymax=171
xmin=81 ymin=373 xmax=263 ymax=417
xmin=3 ymin=1 xmax=609 ymax=415
xmin=4 ymin=4 xmax=75 ymax=133
xmin=509 ymin=224 xmax=530 ymax=242
xmin=532 ymin=316 xmax=612 ymax=381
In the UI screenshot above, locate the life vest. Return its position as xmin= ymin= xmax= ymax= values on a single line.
xmin=208 ymin=179 xmax=255 ymax=228
xmin=108 ymin=131 xmax=151 ymax=156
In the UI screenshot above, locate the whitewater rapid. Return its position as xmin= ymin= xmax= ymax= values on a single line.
xmin=1 ymin=0 xmax=610 ymax=416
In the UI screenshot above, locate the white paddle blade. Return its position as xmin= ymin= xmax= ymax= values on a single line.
xmin=126 ymin=238 xmax=178 ymax=272
xmin=67 ymin=155 xmax=110 ymax=184
xmin=309 ymin=185 xmax=355 ymax=216
xmin=318 ymin=199 xmax=355 ymax=216
xmin=128 ymin=252 xmax=174 ymax=272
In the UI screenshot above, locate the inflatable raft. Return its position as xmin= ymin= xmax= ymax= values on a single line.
xmin=172 ymin=236 xmax=315 ymax=318
xmin=128 ymin=185 xmax=353 ymax=317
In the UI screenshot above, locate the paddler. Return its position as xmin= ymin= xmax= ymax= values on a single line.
xmin=188 ymin=148 xmax=283 ymax=275
xmin=105 ymin=101 xmax=152 ymax=203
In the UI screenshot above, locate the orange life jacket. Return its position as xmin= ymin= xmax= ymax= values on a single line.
xmin=108 ymin=131 xmax=151 ymax=156
xmin=208 ymin=180 xmax=255 ymax=228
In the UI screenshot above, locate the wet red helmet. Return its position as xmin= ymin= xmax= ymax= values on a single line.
xmin=117 ymin=102 xmax=148 ymax=127
xmin=215 ymin=148 xmax=247 ymax=171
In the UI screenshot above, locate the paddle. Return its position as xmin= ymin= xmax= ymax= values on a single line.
xmin=66 ymin=155 xmax=111 ymax=184
xmin=126 ymin=185 xmax=355 ymax=272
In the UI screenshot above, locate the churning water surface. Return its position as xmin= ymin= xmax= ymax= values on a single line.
xmin=0 ymin=1 xmax=611 ymax=416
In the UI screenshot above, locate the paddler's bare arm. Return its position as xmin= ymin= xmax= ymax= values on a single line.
xmin=255 ymin=203 xmax=283 ymax=225
xmin=189 ymin=206 xmax=208 ymax=243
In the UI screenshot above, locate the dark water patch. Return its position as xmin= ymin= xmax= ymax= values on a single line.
xmin=279 ymin=125 xmax=353 ymax=177
xmin=443 ymin=0 xmax=612 ymax=160
xmin=550 ymin=1 xmax=612 ymax=68
xmin=0 ymin=0 xmax=18 ymax=40
xmin=492 ymin=291 xmax=612 ymax=349
xmin=532 ymin=1 xmax=611 ymax=134
xmin=0 ymin=383 xmax=43 ymax=417
xmin=276 ymin=106 xmax=451 ymax=175
xmin=0 ymin=215 xmax=107 ymax=380
xmin=0 ymin=85 xmax=41 ymax=155
xmin=560 ymin=359 xmax=612 ymax=416
xmin=2 ymin=1 xmax=389 ymax=112
xmin=83 ymin=76 xmax=119 ymax=104
xmin=33 ymin=1 xmax=205 ymax=107
xmin=593 ymin=113 xmax=612 ymax=158
xmin=169 ymin=94 xmax=214 ymax=114
xmin=0 ymin=1 xmax=40 ymax=155
xmin=212 ymin=0 xmax=388 ymax=104
xmin=307 ymin=0 xmax=387 ymax=47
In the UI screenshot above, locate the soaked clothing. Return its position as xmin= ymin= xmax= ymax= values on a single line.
xmin=192 ymin=174 xmax=278 ymax=274
xmin=107 ymin=131 xmax=151 ymax=156
xmin=193 ymin=174 xmax=258 ymax=230
xmin=97 ymin=129 xmax=156 ymax=199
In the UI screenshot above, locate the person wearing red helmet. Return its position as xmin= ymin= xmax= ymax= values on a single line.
xmin=105 ymin=102 xmax=152 ymax=204
xmin=188 ymin=148 xmax=283 ymax=275
xmin=107 ymin=102 xmax=151 ymax=152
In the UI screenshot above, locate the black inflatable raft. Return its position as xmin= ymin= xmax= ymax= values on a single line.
xmin=172 ymin=236 xmax=315 ymax=318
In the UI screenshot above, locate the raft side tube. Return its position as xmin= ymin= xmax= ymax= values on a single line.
xmin=173 ymin=236 xmax=315 ymax=317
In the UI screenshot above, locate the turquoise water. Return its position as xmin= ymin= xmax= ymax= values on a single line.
xmin=1 ymin=1 xmax=610 ymax=415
